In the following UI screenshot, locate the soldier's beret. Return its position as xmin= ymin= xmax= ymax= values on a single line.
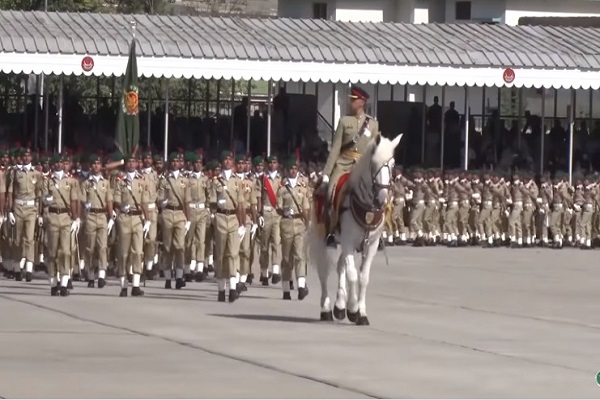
xmin=88 ymin=154 xmax=102 ymax=163
xmin=266 ymin=155 xmax=278 ymax=163
xmin=220 ymin=150 xmax=233 ymax=162
xmin=206 ymin=160 xmax=219 ymax=170
xmin=39 ymin=156 xmax=50 ymax=164
xmin=349 ymin=86 xmax=369 ymax=101
xmin=183 ymin=151 xmax=195 ymax=162
xmin=167 ymin=152 xmax=179 ymax=162
xmin=235 ymin=154 xmax=245 ymax=163
xmin=142 ymin=150 xmax=152 ymax=158
xmin=153 ymin=154 xmax=163 ymax=162
xmin=50 ymin=154 xmax=62 ymax=164
xmin=110 ymin=152 xmax=123 ymax=162
xmin=187 ymin=152 xmax=199 ymax=163
xmin=283 ymin=157 xmax=297 ymax=169
xmin=124 ymin=153 xmax=137 ymax=161
xmin=0 ymin=149 xmax=8 ymax=157
xmin=252 ymin=156 xmax=264 ymax=166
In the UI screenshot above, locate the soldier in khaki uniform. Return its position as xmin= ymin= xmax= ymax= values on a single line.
xmin=186 ymin=153 xmax=209 ymax=281
xmin=158 ymin=152 xmax=191 ymax=290
xmin=140 ymin=150 xmax=159 ymax=278
xmin=80 ymin=154 xmax=114 ymax=288
xmin=0 ymin=150 xmax=8 ymax=275
xmin=113 ymin=154 xmax=150 ymax=297
xmin=235 ymin=155 xmax=258 ymax=291
xmin=259 ymin=155 xmax=282 ymax=285
xmin=277 ymin=157 xmax=309 ymax=300
xmin=39 ymin=154 xmax=80 ymax=296
xmin=320 ymin=86 xmax=380 ymax=247
xmin=209 ymin=150 xmax=245 ymax=302
xmin=8 ymin=147 xmax=42 ymax=281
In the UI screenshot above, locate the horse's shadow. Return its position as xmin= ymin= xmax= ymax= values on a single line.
xmin=208 ymin=313 xmax=318 ymax=324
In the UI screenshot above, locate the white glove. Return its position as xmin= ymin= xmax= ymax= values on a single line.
xmin=8 ymin=212 xmax=15 ymax=225
xmin=574 ymin=204 xmax=581 ymax=212
xmin=258 ymin=215 xmax=265 ymax=228
xmin=210 ymin=213 xmax=215 ymax=220
xmin=121 ymin=204 xmax=130 ymax=213
xmin=44 ymin=195 xmax=54 ymax=205
xmin=250 ymin=223 xmax=258 ymax=236
xmin=539 ymin=208 xmax=545 ymax=214
xmin=70 ymin=218 xmax=80 ymax=234
xmin=438 ymin=197 xmax=445 ymax=203
xmin=143 ymin=220 xmax=151 ymax=238
xmin=112 ymin=210 xmax=117 ymax=219
xmin=536 ymin=197 xmax=543 ymax=204
xmin=0 ymin=216 xmax=4 ymax=228
xmin=184 ymin=220 xmax=191 ymax=235
xmin=38 ymin=216 xmax=43 ymax=227
xmin=504 ymin=210 xmax=509 ymax=217
xmin=238 ymin=225 xmax=246 ymax=239
xmin=472 ymin=193 xmax=480 ymax=199
xmin=107 ymin=219 xmax=114 ymax=235
xmin=321 ymin=174 xmax=329 ymax=184
xmin=506 ymin=198 xmax=513 ymax=205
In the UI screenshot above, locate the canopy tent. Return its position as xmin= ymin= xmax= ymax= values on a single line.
xmin=1 ymin=10 xmax=600 ymax=88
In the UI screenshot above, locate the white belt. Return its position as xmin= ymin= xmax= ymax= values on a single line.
xmin=450 ymin=201 xmax=458 ymax=206
xmin=514 ymin=201 xmax=523 ymax=206
xmin=15 ymin=199 xmax=35 ymax=206
xmin=263 ymin=205 xmax=275 ymax=211
xmin=147 ymin=203 xmax=156 ymax=210
xmin=484 ymin=200 xmax=492 ymax=205
xmin=190 ymin=202 xmax=205 ymax=209
xmin=417 ymin=200 xmax=424 ymax=205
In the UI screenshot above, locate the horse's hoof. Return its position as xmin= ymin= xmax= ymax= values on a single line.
xmin=320 ymin=311 xmax=333 ymax=321
xmin=347 ymin=310 xmax=359 ymax=323
xmin=333 ymin=306 xmax=346 ymax=320
xmin=356 ymin=315 xmax=370 ymax=326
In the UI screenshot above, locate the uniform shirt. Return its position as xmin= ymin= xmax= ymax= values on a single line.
xmin=261 ymin=170 xmax=281 ymax=209
xmin=80 ymin=174 xmax=112 ymax=212
xmin=141 ymin=167 xmax=159 ymax=205
xmin=188 ymin=171 xmax=208 ymax=206
xmin=40 ymin=171 xmax=78 ymax=210
xmin=158 ymin=170 xmax=190 ymax=209
xmin=276 ymin=177 xmax=309 ymax=217
xmin=0 ymin=166 xmax=7 ymax=196
xmin=209 ymin=170 xmax=244 ymax=211
xmin=9 ymin=164 xmax=41 ymax=200
xmin=114 ymin=171 xmax=148 ymax=211
xmin=323 ymin=114 xmax=380 ymax=177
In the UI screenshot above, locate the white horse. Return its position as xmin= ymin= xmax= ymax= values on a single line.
xmin=308 ymin=134 xmax=402 ymax=326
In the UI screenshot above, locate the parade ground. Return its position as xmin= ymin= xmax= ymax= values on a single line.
xmin=0 ymin=247 xmax=599 ymax=399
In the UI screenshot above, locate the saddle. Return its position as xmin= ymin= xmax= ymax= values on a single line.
xmin=313 ymin=173 xmax=351 ymax=236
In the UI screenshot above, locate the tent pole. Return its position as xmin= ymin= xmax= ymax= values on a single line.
xmin=246 ymin=80 xmax=252 ymax=153
xmin=440 ymin=85 xmax=445 ymax=169
xmin=163 ymin=81 xmax=169 ymax=161
xmin=464 ymin=86 xmax=470 ymax=171
xmin=421 ymin=85 xmax=426 ymax=164
xmin=267 ymin=79 xmax=273 ymax=156
xmin=43 ymin=78 xmax=49 ymax=152
xmin=568 ymin=88 xmax=575 ymax=185
xmin=230 ymin=79 xmax=235 ymax=151
xmin=57 ymin=76 xmax=63 ymax=154
xmin=540 ymin=88 xmax=545 ymax=174
xmin=147 ymin=97 xmax=152 ymax=147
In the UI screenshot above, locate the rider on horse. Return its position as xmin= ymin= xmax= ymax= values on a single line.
xmin=320 ymin=86 xmax=380 ymax=248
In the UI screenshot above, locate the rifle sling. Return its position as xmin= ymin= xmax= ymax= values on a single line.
xmin=217 ymin=177 xmax=238 ymax=209
xmin=340 ymin=116 xmax=371 ymax=153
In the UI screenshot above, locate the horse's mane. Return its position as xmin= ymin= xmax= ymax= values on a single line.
xmin=348 ymin=136 xmax=394 ymax=207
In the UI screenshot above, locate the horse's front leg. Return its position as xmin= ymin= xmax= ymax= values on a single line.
xmin=355 ymin=235 xmax=380 ymax=326
xmin=333 ymin=251 xmax=348 ymax=320
xmin=345 ymin=249 xmax=360 ymax=324
xmin=316 ymin=251 xmax=333 ymax=322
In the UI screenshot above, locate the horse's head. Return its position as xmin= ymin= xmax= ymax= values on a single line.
xmin=370 ymin=134 xmax=402 ymax=208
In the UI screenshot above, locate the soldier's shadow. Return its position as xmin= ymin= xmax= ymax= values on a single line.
xmin=208 ymin=313 xmax=318 ymax=324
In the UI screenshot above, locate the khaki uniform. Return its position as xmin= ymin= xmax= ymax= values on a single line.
xmin=209 ymin=171 xmax=244 ymax=281
xmin=507 ymin=182 xmax=524 ymax=243
xmin=323 ymin=114 xmax=380 ymax=202
xmin=259 ymin=171 xmax=282 ymax=279
xmin=141 ymin=168 xmax=159 ymax=271
xmin=40 ymin=172 xmax=78 ymax=283
xmin=114 ymin=172 xmax=148 ymax=277
xmin=238 ymin=174 xmax=257 ymax=279
xmin=158 ymin=171 xmax=190 ymax=279
xmin=186 ymin=171 xmax=209 ymax=273
xmin=80 ymin=174 xmax=112 ymax=280
xmin=277 ymin=177 xmax=309 ymax=291
xmin=391 ymin=177 xmax=408 ymax=240
xmin=0 ymin=167 xmax=8 ymax=266
xmin=9 ymin=165 xmax=41 ymax=272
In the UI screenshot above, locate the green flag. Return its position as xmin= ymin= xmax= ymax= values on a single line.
xmin=115 ymin=39 xmax=140 ymax=157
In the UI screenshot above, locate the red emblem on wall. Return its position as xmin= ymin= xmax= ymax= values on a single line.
xmin=503 ymin=68 xmax=515 ymax=84
xmin=81 ymin=56 xmax=94 ymax=72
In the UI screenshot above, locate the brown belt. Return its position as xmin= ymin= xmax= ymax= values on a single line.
xmin=125 ymin=210 xmax=142 ymax=216
xmin=165 ymin=205 xmax=183 ymax=211
xmin=283 ymin=214 xmax=303 ymax=220
xmin=341 ymin=150 xmax=361 ymax=161
xmin=49 ymin=207 xmax=69 ymax=214
xmin=216 ymin=209 xmax=236 ymax=216
xmin=88 ymin=208 xmax=105 ymax=214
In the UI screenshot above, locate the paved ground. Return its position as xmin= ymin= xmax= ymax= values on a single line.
xmin=0 ymin=247 xmax=599 ymax=398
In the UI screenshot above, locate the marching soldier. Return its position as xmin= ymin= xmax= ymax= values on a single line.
xmin=40 ymin=155 xmax=80 ymax=296
xmin=80 ymin=154 xmax=113 ymax=288
xmin=158 ymin=152 xmax=191 ymax=290
xmin=8 ymin=147 xmax=42 ymax=281
xmin=113 ymin=154 xmax=150 ymax=297
xmin=140 ymin=150 xmax=159 ymax=278
xmin=186 ymin=152 xmax=209 ymax=282
xmin=208 ymin=150 xmax=245 ymax=302
xmin=259 ymin=155 xmax=282 ymax=285
xmin=235 ymin=155 xmax=258 ymax=292
xmin=320 ymin=86 xmax=380 ymax=247
xmin=277 ymin=157 xmax=309 ymax=300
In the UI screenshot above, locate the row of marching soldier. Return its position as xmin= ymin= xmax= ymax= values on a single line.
xmin=0 ymin=147 xmax=311 ymax=302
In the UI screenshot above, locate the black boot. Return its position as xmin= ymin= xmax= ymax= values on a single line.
xmin=119 ymin=288 xmax=128 ymax=297
xmin=324 ymin=208 xmax=337 ymax=248
xmin=298 ymin=287 xmax=309 ymax=300
xmin=228 ymin=289 xmax=238 ymax=303
xmin=98 ymin=278 xmax=106 ymax=289
xmin=87 ymin=280 xmax=95 ymax=288
xmin=60 ymin=287 xmax=70 ymax=297
xmin=217 ymin=290 xmax=226 ymax=302
xmin=131 ymin=287 xmax=144 ymax=297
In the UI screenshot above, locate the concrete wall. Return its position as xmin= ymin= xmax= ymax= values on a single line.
xmin=504 ymin=0 xmax=600 ymax=25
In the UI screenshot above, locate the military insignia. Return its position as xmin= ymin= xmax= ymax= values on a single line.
xmin=123 ymin=86 xmax=139 ymax=116
xmin=365 ymin=211 xmax=374 ymax=225
xmin=32 ymin=178 xmax=37 ymax=184
xmin=180 ymin=182 xmax=186 ymax=188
